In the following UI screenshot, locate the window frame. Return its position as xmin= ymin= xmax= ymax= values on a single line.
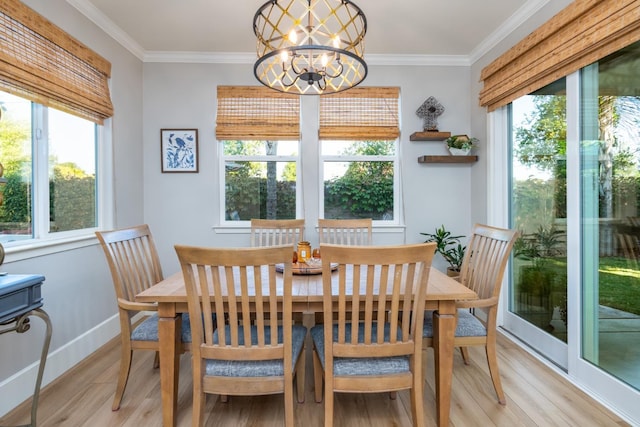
xmin=0 ymin=93 xmax=112 ymax=261
xmin=319 ymin=138 xmax=400 ymax=225
xmin=215 ymin=89 xmax=403 ymax=231
xmin=218 ymin=139 xmax=301 ymax=226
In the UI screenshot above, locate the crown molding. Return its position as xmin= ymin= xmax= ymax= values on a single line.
xmin=366 ymin=53 xmax=469 ymax=67
xmin=469 ymin=0 xmax=551 ymax=65
xmin=66 ymin=0 xmax=146 ymax=60
xmin=68 ymin=0 xmax=550 ymax=68
xmin=143 ymin=51 xmax=255 ymax=64
xmin=143 ymin=51 xmax=470 ymax=66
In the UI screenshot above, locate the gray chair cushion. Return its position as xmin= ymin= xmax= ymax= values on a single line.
xmin=310 ymin=323 xmax=410 ymax=376
xmin=422 ymin=309 xmax=487 ymax=338
xmin=205 ymin=324 xmax=307 ymax=377
xmin=131 ymin=313 xmax=197 ymax=343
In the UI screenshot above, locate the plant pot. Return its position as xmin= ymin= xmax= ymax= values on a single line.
xmin=517 ymin=265 xmax=556 ymax=329
xmin=448 ymin=147 xmax=471 ymax=156
xmin=446 ymin=267 xmax=460 ymax=278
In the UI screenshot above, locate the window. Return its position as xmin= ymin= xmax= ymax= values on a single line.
xmin=215 ymin=86 xmax=400 ymax=225
xmin=221 ymin=140 xmax=299 ymax=222
xmin=318 ymin=87 xmax=400 ymax=223
xmin=321 ymin=139 xmax=397 ymax=221
xmin=216 ymin=86 xmax=300 ymax=224
xmin=0 ymin=0 xmax=112 ymax=249
xmin=0 ymin=90 xmax=98 ymax=244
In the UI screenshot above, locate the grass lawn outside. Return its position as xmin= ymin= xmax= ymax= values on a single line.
xmin=514 ymin=256 xmax=640 ymax=318
xmin=599 ymin=256 xmax=640 ymax=316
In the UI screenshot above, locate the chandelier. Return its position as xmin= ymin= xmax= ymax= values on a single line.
xmin=253 ymin=0 xmax=367 ymax=95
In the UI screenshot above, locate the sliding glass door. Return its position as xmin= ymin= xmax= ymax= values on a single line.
xmin=507 ymin=78 xmax=569 ymax=367
xmin=503 ymin=40 xmax=640 ymax=396
xmin=580 ymin=43 xmax=640 ymax=391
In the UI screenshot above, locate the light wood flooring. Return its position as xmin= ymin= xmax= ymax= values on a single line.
xmin=0 ymin=331 xmax=630 ymax=427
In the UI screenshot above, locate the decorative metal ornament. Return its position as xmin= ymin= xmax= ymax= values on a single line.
xmin=253 ymin=0 xmax=368 ymax=95
xmin=416 ymin=96 xmax=445 ymax=131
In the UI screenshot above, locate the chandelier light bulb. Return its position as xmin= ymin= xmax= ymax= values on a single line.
xmin=288 ymin=29 xmax=298 ymax=44
xmin=321 ymin=53 xmax=329 ymax=67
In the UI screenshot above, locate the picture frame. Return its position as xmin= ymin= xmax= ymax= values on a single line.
xmin=160 ymin=129 xmax=199 ymax=173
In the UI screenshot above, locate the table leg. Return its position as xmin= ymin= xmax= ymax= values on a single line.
xmin=158 ymin=309 xmax=180 ymax=427
xmin=432 ymin=303 xmax=456 ymax=427
xmin=0 ymin=308 xmax=52 ymax=427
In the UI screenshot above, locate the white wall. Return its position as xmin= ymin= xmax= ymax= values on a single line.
xmin=142 ymin=62 xmax=475 ymax=275
xmin=0 ymin=0 xmax=144 ymax=416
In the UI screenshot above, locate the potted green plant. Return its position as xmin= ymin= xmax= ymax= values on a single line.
xmin=420 ymin=225 xmax=466 ymax=276
xmin=445 ymin=135 xmax=479 ymax=155
xmin=514 ymin=224 xmax=565 ymax=329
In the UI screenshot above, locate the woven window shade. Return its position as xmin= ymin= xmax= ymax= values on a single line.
xmin=215 ymin=86 xmax=300 ymax=140
xmin=0 ymin=0 xmax=113 ymax=124
xmin=479 ymin=0 xmax=640 ymax=112
xmin=319 ymin=87 xmax=400 ymax=140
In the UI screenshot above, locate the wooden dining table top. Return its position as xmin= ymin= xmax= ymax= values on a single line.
xmin=136 ymin=266 xmax=477 ymax=306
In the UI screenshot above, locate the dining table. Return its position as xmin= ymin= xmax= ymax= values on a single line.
xmin=136 ymin=265 xmax=477 ymax=427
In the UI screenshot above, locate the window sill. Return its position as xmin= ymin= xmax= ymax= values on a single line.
xmin=2 ymin=234 xmax=97 ymax=264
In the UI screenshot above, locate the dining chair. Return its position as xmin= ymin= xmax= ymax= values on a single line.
xmin=95 ymin=224 xmax=192 ymax=411
xmin=250 ymin=218 xmax=305 ymax=247
xmin=311 ymin=242 xmax=436 ymax=427
xmin=317 ymin=218 xmax=372 ymax=246
xmin=422 ymin=223 xmax=519 ymax=405
xmin=174 ymin=244 xmax=307 ymax=427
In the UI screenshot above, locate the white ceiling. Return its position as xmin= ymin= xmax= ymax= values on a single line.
xmin=67 ymin=0 xmax=550 ymax=64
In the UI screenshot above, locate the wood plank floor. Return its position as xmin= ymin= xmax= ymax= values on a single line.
xmin=0 ymin=332 xmax=629 ymax=427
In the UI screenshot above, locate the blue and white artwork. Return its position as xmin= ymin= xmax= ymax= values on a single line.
xmin=161 ymin=129 xmax=198 ymax=172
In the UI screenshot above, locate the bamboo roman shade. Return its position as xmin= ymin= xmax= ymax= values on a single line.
xmin=319 ymin=87 xmax=400 ymax=140
xmin=0 ymin=0 xmax=114 ymax=124
xmin=215 ymin=86 xmax=300 ymax=140
xmin=479 ymin=0 xmax=640 ymax=112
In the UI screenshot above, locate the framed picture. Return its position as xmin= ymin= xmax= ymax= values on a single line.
xmin=160 ymin=129 xmax=199 ymax=173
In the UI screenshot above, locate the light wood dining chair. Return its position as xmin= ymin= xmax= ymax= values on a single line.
xmin=250 ymin=218 xmax=305 ymax=247
xmin=311 ymin=243 xmax=436 ymax=427
xmin=95 ymin=224 xmax=192 ymax=411
xmin=174 ymin=244 xmax=306 ymax=427
xmin=317 ymin=218 xmax=372 ymax=245
xmin=423 ymin=223 xmax=519 ymax=405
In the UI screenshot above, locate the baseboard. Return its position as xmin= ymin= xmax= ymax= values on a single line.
xmin=0 ymin=313 xmax=122 ymax=417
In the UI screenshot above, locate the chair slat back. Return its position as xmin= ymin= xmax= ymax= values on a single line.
xmin=175 ymin=245 xmax=293 ymax=363
xmin=96 ymin=225 xmax=164 ymax=303
xmin=458 ymin=224 xmax=519 ymax=302
xmin=320 ymin=243 xmax=435 ymax=360
xmin=250 ymin=219 xmax=305 ymax=248
xmin=318 ymin=218 xmax=372 ymax=246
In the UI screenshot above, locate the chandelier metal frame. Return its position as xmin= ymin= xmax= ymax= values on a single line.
xmin=253 ymin=0 xmax=368 ymax=95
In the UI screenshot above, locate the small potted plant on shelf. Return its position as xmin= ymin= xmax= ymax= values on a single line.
xmin=420 ymin=225 xmax=466 ymax=276
xmin=445 ymin=135 xmax=479 ymax=155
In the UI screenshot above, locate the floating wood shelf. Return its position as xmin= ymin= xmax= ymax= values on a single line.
xmin=418 ymin=155 xmax=478 ymax=164
xmin=410 ymin=131 xmax=451 ymax=141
